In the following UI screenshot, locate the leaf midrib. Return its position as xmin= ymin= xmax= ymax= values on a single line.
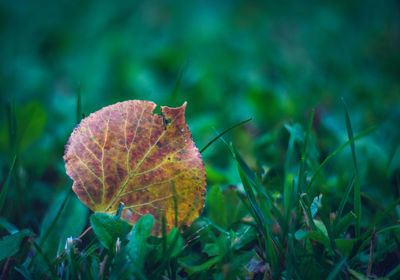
xmin=104 ymin=113 xmax=175 ymax=212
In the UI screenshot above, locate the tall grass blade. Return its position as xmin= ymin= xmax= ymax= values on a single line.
xmin=299 ymin=196 xmax=317 ymax=231
xmin=200 ymin=118 xmax=252 ymax=154
xmin=341 ymin=98 xmax=361 ymax=238
xmin=6 ymin=101 xmax=18 ymax=155
xmin=334 ymin=211 xmax=356 ymax=237
xmin=326 ymin=258 xmax=347 ymax=280
xmin=298 ymin=108 xmax=314 ymax=193
xmin=306 ymin=126 xmax=375 ymax=194
xmin=386 ymin=263 xmax=400 ymax=278
xmin=39 ymin=190 xmax=71 ymax=247
xmin=6 ymin=102 xmax=21 ymax=213
xmin=252 ymin=177 xmax=286 ymax=230
xmin=284 ymin=180 xmax=295 ymax=224
xmin=254 ymin=176 xmax=274 ymax=223
xmin=319 ymin=211 xmax=337 ymax=254
xmin=14 ymin=266 xmax=33 ymax=280
xmin=230 ymin=145 xmax=278 ymax=271
xmin=0 ymin=156 xmax=16 ymax=214
xmin=32 ymin=241 xmax=57 ymax=278
xmin=357 ymin=196 xmax=400 ymax=254
xmin=153 ymin=226 xmax=182 ymax=277
xmin=334 ymin=177 xmax=354 ymax=226
xmin=235 ymin=147 xmax=256 ymax=184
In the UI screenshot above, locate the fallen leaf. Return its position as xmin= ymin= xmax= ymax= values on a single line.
xmin=64 ymin=100 xmax=206 ymax=235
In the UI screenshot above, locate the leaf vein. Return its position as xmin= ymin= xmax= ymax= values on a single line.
xmin=126 ymin=106 xmax=144 ymax=174
xmin=72 ymin=151 xmax=103 ymax=183
xmin=80 ymin=140 xmax=101 ymax=162
xmin=120 ymin=172 xmax=184 ymax=196
xmin=87 ymin=126 xmax=102 ymax=148
xmin=100 ymin=112 xmax=111 ymax=208
xmin=122 ymin=195 xmax=173 ymax=209
xmin=70 ymin=165 xmax=96 ymax=206
xmin=105 ymin=113 xmax=174 ymax=211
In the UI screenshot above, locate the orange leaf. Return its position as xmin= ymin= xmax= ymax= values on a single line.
xmin=64 ymin=100 xmax=206 ymax=235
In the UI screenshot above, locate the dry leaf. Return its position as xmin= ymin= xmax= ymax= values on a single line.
xmin=64 ymin=100 xmax=206 ymax=234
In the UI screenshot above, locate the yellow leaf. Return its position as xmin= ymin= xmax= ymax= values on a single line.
xmin=64 ymin=100 xmax=206 ymax=235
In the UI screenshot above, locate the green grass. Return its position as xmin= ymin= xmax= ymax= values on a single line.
xmin=1 ymin=0 xmax=400 ymax=279
xmin=2 ymin=103 xmax=398 ymax=279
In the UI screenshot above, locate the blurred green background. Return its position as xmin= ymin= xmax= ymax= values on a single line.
xmin=0 ymin=0 xmax=399 ymax=233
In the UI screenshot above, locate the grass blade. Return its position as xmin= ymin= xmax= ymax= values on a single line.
xmin=6 ymin=101 xmax=18 ymax=155
xmin=299 ymin=196 xmax=317 ymax=231
xmin=334 ymin=211 xmax=356 ymax=237
xmin=284 ymin=180 xmax=295 ymax=224
xmin=32 ymin=241 xmax=58 ymax=278
xmin=230 ymin=145 xmax=278 ymax=270
xmin=235 ymin=146 xmax=257 ymax=185
xmin=200 ymin=118 xmax=252 ymax=154
xmin=0 ymin=156 xmax=16 ymax=214
xmin=334 ymin=177 xmax=354 ymax=226
xmin=306 ymin=126 xmax=375 ymax=194
xmin=327 ymin=258 xmax=347 ymax=280
xmin=341 ymin=98 xmax=361 ymax=238
xmin=357 ymin=196 xmax=400 ymax=254
xmin=39 ymin=190 xmax=71 ymax=247
xmin=298 ymin=108 xmax=314 ymax=193
xmin=386 ymin=263 xmax=400 ymax=278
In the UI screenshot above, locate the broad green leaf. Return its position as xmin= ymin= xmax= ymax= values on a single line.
xmin=334 ymin=239 xmax=355 ymax=257
xmin=203 ymin=243 xmax=220 ymax=257
xmin=314 ymin=219 xmax=328 ymax=237
xmin=223 ymin=187 xmax=248 ymax=227
xmin=307 ymin=231 xmax=329 ymax=247
xmin=127 ymin=214 xmax=154 ymax=270
xmin=294 ymin=229 xmax=308 ymax=240
xmin=207 ymin=185 xmax=227 ymax=229
xmin=164 ymin=226 xmax=184 ymax=258
xmin=0 ymin=229 xmax=34 ymax=261
xmin=90 ymin=212 xmax=132 ymax=250
xmin=64 ymin=100 xmax=206 ymax=235
xmin=180 ymin=255 xmax=223 ymax=275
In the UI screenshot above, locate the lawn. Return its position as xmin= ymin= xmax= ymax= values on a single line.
xmin=0 ymin=0 xmax=399 ymax=279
